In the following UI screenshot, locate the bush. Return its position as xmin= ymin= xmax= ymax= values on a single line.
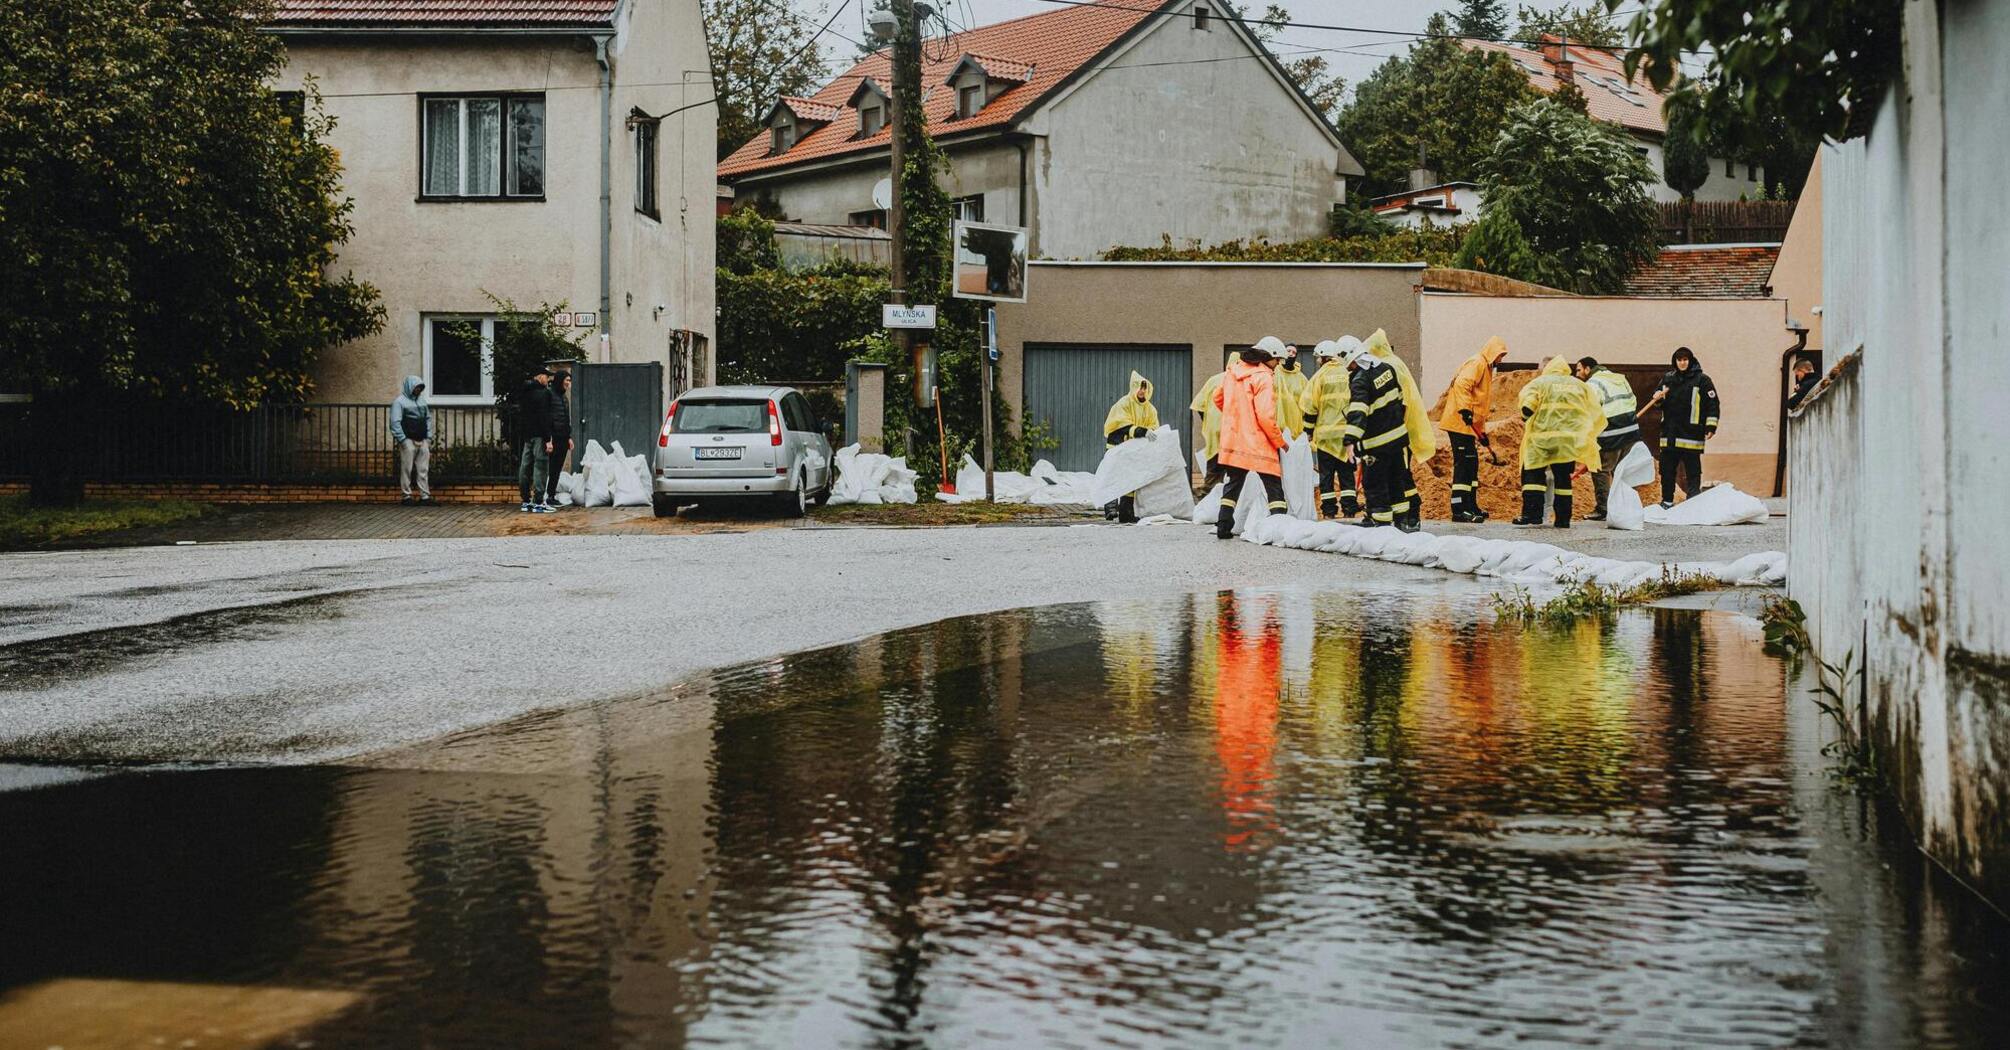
xmin=1101 ymin=227 xmax=1464 ymax=266
xmin=718 ymin=207 xmax=781 ymax=275
xmin=716 ymin=264 xmax=889 ymax=384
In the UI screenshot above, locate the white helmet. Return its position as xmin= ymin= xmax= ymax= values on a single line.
xmin=1251 ymin=335 xmax=1288 ymax=359
xmin=1334 ymin=335 xmax=1367 ymax=368
xmin=1312 ymin=339 xmax=1341 ymax=359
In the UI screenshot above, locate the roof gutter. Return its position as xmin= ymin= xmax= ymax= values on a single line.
xmin=596 ymin=33 xmax=613 ymax=352
xmin=264 ymin=25 xmax=614 ymax=36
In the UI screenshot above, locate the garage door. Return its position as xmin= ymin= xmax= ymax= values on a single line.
xmin=1024 ymin=343 xmax=1193 ymax=472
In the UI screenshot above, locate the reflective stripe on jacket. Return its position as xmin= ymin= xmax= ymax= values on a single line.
xmin=1586 ymin=368 xmax=1639 ymax=449
xmin=1345 ymin=360 xmax=1408 ymax=453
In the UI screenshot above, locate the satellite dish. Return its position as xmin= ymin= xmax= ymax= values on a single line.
xmin=871 ymin=177 xmax=893 ymax=211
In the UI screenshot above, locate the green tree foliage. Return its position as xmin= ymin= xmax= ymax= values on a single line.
xmin=704 ymin=0 xmax=832 ymax=160
xmin=1660 ymin=95 xmax=1712 ymax=200
xmin=716 ymin=264 xmax=889 ymax=384
xmin=1335 ymin=14 xmax=1540 ymax=197
xmin=0 ymin=0 xmax=384 ymax=504
xmin=717 ymin=207 xmax=783 ymax=275
xmin=1624 ymin=0 xmax=1902 ymax=143
xmin=1247 ymin=5 xmax=1347 ymax=122
xmin=1103 ymin=227 xmax=1467 ymax=266
xmin=1514 ymin=3 xmax=1625 ymax=47
xmin=449 ymin=294 xmax=587 ymax=441
xmin=1455 ymin=99 xmax=1660 ymax=293
xmin=1452 ymin=0 xmax=1512 ymax=39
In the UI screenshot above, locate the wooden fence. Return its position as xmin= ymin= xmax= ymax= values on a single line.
xmin=1659 ymin=200 xmax=1796 ymax=245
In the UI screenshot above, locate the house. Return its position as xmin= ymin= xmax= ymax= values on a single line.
xmin=1463 ymin=37 xmax=1766 ymax=202
xmin=717 ymin=0 xmax=1363 ymax=259
xmin=1369 ymin=179 xmax=1484 ymax=228
xmin=265 ymin=0 xmax=716 ymax=408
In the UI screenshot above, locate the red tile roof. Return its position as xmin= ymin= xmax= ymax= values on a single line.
xmin=718 ymin=1 xmax=1158 ymax=179
xmin=270 ymin=0 xmax=618 ymax=27
xmin=776 ymin=97 xmax=846 ymax=125
xmin=1624 ymin=244 xmax=1782 ymax=298
xmin=1462 ymin=36 xmax=1667 ymax=137
xmin=952 ymin=54 xmax=1036 ymax=84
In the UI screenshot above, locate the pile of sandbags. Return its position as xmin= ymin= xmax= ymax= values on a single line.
xmin=827 ymin=444 xmax=919 ymax=505
xmin=1090 ymin=426 xmax=1193 ymax=519
xmin=1604 ymin=442 xmax=1656 ymax=530
xmin=938 ymin=455 xmax=1097 ymax=505
xmin=572 ymin=440 xmax=652 ymax=507
xmin=1645 ymin=482 xmax=1769 ymax=526
xmin=1190 ymin=434 xmax=1316 ymax=533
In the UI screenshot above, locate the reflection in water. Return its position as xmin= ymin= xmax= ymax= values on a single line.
xmin=1 ymin=591 xmax=2005 ymax=1048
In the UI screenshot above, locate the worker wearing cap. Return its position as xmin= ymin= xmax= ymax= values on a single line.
xmin=1101 ymin=370 xmax=1159 ymax=524
xmin=1338 ymin=339 xmax=1416 ymax=531
xmin=1571 ymin=356 xmax=1640 ymax=521
xmin=1212 ymin=336 xmax=1291 ymax=539
xmin=1302 ymin=337 xmax=1362 ymax=519
xmin=1438 ymin=337 xmax=1508 ymax=523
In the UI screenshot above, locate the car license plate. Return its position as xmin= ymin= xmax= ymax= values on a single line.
xmin=695 ymin=447 xmax=742 ymax=460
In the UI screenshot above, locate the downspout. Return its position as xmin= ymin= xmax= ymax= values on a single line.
xmin=595 ymin=34 xmax=613 ymax=358
xmin=1773 ymin=324 xmax=1810 ymax=497
xmin=1010 ymin=133 xmax=1031 ymax=246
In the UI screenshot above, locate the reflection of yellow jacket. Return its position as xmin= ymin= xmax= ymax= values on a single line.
xmin=1301 ymin=361 xmax=1353 ymax=460
xmin=1274 ymin=360 xmax=1309 ymax=439
xmin=1518 ymin=358 xmax=1603 ymax=470
xmin=1365 ymin=329 xmax=1436 ymax=460
xmin=1439 ymin=337 xmax=1508 ymax=436
xmin=1105 ymin=370 xmax=1159 ymax=439
xmin=1191 ymin=373 xmax=1224 ymax=461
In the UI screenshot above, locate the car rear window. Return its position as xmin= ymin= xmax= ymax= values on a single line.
xmin=675 ymin=399 xmax=768 ymax=433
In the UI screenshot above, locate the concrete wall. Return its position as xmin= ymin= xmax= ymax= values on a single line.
xmin=1418 ymin=293 xmax=1792 ymax=494
xmin=1766 ymin=152 xmax=1824 ymax=353
xmin=1794 ymin=0 xmax=2010 ymax=911
xmin=992 ymin=261 xmax=1424 ymax=437
xmin=1025 ymin=2 xmax=1345 ymax=258
xmin=274 ymin=1 xmax=714 ymax=405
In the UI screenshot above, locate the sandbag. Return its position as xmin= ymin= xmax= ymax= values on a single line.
xmin=1281 ymin=435 xmax=1317 ymax=520
xmin=938 ymin=455 xmax=1097 ymax=504
xmin=828 ymin=444 xmax=920 ymax=505
xmin=1604 ymin=442 xmax=1656 ymax=531
xmin=1644 ymin=483 xmax=1769 ymax=526
xmin=1091 ymin=426 xmax=1186 ymax=507
xmin=610 ymin=453 xmax=651 ymax=507
xmin=1133 ymin=464 xmax=1195 ymax=519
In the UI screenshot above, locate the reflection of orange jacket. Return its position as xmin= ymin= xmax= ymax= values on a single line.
xmin=1216 ymin=601 xmax=1280 ymax=852
xmin=1214 ymin=357 xmax=1286 ymax=474
xmin=1438 ymin=337 xmax=1508 ymax=436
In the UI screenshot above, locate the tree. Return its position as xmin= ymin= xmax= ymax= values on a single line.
xmin=1247 ymin=5 xmax=1346 ymax=123
xmin=1334 ymin=13 xmax=1540 ymax=196
xmin=1452 ymin=0 xmax=1511 ymax=40
xmin=704 ymin=0 xmax=833 ymax=160
xmin=0 ymin=0 xmax=383 ymax=505
xmin=1455 ymin=98 xmax=1660 ymax=294
xmin=1660 ymin=93 xmax=1712 ymax=201
xmin=1514 ymin=3 xmax=1625 ymax=47
xmin=1625 ymin=0 xmax=1902 ymax=143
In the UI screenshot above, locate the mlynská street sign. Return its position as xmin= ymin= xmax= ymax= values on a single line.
xmin=882 ymin=304 xmax=937 ymax=329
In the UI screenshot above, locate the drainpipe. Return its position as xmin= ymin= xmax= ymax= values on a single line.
xmin=1773 ymin=320 xmax=1810 ymax=497
xmin=595 ymin=34 xmax=613 ymax=359
xmin=1010 ymin=134 xmax=1031 ymax=235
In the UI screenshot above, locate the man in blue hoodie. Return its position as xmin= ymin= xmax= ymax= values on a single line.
xmin=389 ymin=376 xmax=431 ymax=504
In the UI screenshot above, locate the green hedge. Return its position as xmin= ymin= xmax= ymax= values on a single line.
xmin=715 ymin=263 xmax=888 ymax=384
xmin=1100 ymin=228 xmax=1464 ymax=266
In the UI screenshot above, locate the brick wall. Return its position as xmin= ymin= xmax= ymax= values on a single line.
xmin=0 ymin=481 xmax=520 ymax=504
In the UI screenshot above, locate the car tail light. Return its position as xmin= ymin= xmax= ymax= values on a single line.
xmin=659 ymin=402 xmax=678 ymax=446
xmin=767 ymin=400 xmax=783 ymax=446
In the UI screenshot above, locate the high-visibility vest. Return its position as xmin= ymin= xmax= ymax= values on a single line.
xmin=1587 ymin=368 xmax=1639 ymax=444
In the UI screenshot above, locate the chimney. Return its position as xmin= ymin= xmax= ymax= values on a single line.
xmin=1408 ymin=167 xmax=1439 ymax=192
xmin=1542 ymin=35 xmax=1575 ymax=87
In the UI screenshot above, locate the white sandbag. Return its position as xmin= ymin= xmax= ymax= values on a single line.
xmin=1133 ymin=465 xmax=1196 ymax=519
xmin=937 ymin=455 xmax=1098 ymax=504
xmin=1192 ymin=482 xmax=1222 ymax=525
xmin=828 ymin=444 xmax=919 ymax=505
xmin=609 ymin=453 xmax=651 ymax=507
xmin=1091 ymin=426 xmax=1187 ymax=507
xmin=1605 ymin=442 xmax=1656 ymax=531
xmin=1281 ymin=435 xmax=1318 ymax=520
xmin=1645 ymin=483 xmax=1769 ymax=526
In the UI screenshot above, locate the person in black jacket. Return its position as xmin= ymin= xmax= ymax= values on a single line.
xmin=516 ymin=368 xmax=554 ymax=512
xmin=1786 ymin=356 xmax=1818 ymax=410
xmin=1641 ymin=346 xmax=1718 ymax=507
xmin=544 ymin=371 xmax=574 ymax=507
xmin=1340 ymin=341 xmax=1417 ymax=532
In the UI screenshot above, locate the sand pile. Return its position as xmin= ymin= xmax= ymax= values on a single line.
xmin=1414 ymin=367 xmax=1596 ymax=520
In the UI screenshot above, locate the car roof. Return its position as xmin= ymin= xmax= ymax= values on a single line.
xmin=679 ymin=384 xmax=792 ymax=400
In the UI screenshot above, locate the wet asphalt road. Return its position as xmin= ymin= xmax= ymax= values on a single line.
xmin=0 ymin=520 xmax=1785 ymax=767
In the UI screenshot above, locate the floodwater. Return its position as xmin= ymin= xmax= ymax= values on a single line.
xmin=2 ymin=589 xmax=2005 ymax=1049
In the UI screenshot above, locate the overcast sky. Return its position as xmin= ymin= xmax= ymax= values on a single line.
xmin=792 ymin=0 xmax=1445 ymax=100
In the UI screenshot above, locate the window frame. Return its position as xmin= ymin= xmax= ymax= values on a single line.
xmin=1193 ymin=3 xmax=1212 ymax=30
xmin=858 ymin=101 xmax=885 ymax=138
xmin=422 ymin=314 xmax=498 ymax=404
xmin=634 ymin=118 xmax=660 ymax=219
xmin=417 ymin=92 xmax=547 ymax=202
xmin=952 ymin=194 xmax=985 ymax=223
xmin=848 ymin=208 xmax=887 ymax=229
xmin=956 ymin=82 xmax=985 ymax=120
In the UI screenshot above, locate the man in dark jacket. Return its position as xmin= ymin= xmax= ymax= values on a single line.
xmin=517 ymin=368 xmax=554 ymax=513
xmin=1786 ymin=356 xmax=1819 ymax=410
xmin=1641 ymin=346 xmax=1718 ymax=507
xmin=544 ymin=371 xmax=574 ymax=507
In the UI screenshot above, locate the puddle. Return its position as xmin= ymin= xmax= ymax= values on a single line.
xmin=0 ymin=591 xmax=2003 ymax=1048
xmin=0 ymin=591 xmax=356 ymax=690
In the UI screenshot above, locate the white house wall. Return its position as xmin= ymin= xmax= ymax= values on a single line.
xmin=1027 ymin=8 xmax=1344 ymax=258
xmin=737 ymin=142 xmax=1028 ymax=233
xmin=1630 ymin=136 xmax=1767 ymax=203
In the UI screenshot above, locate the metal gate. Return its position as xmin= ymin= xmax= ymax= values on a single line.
xmin=573 ymin=362 xmax=664 ymax=462
xmin=1023 ymin=343 xmax=1192 ymax=472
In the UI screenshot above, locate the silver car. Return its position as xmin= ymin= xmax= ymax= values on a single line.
xmin=652 ymin=385 xmax=833 ymax=516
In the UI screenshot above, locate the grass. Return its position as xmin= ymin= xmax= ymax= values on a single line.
xmin=809 ymin=500 xmax=1090 ymax=526
xmin=1489 ymin=566 xmax=1725 ymax=625
xmin=0 ymin=496 xmax=214 ymax=549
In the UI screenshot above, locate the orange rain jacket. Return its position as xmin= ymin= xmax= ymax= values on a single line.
xmin=1438 ymin=337 xmax=1509 ymax=438
xmin=1214 ymin=356 xmax=1286 ymax=475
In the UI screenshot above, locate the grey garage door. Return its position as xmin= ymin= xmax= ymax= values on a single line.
xmin=1024 ymin=343 xmax=1193 ymax=472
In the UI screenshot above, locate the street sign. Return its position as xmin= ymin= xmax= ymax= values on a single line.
xmin=882 ymin=304 xmax=937 ymax=329
xmin=953 ymin=220 xmax=1029 ymax=303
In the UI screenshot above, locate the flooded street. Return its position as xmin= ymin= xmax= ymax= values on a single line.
xmin=2 ymin=586 xmax=2004 ymax=1048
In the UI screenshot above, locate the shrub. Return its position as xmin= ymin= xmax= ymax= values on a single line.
xmin=1102 ymin=227 xmax=1464 ymax=266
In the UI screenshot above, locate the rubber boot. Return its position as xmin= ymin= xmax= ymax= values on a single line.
xmin=1216 ymin=498 xmax=1237 ymax=539
xmin=1118 ymin=495 xmax=1138 ymax=524
xmin=1512 ymin=489 xmax=1543 ymax=526
xmin=1553 ymin=494 xmax=1572 ymax=529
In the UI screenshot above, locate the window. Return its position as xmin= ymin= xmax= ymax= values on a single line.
xmin=422 ymin=95 xmax=544 ymax=199
xmin=424 ymin=316 xmax=493 ymax=401
xmin=783 ymin=393 xmax=815 ymax=432
xmin=957 ymin=82 xmax=984 ymax=119
xmin=858 ymin=102 xmax=885 ymax=137
xmin=952 ymin=195 xmax=985 ymax=223
xmin=1725 ymin=157 xmax=1735 ymax=177
xmin=771 ymin=120 xmax=795 ymax=155
xmin=635 ymin=119 xmax=659 ymax=218
xmin=1193 ymin=3 xmax=1211 ymax=30
xmin=674 ymin=399 xmax=769 ymax=433
xmin=1747 ymin=162 xmax=1758 ymax=181
xmin=849 ymin=208 xmax=887 ymax=229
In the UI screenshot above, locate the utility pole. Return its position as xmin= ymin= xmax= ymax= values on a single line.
xmin=876 ymin=0 xmax=935 ymax=427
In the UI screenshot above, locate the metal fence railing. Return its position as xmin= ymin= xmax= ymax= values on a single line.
xmin=0 ymin=401 xmax=516 ymax=483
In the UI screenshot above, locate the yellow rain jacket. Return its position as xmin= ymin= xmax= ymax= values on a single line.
xmin=1273 ymin=358 xmax=1310 ymax=439
xmin=1191 ymin=372 xmax=1225 ymax=462
xmin=1365 ymin=329 xmax=1436 ymax=460
xmin=1438 ymin=337 xmax=1508 ymax=437
xmin=1300 ymin=359 xmax=1353 ymax=460
xmin=1517 ymin=357 xmax=1603 ymax=471
xmin=1104 ymin=370 xmax=1160 ymax=440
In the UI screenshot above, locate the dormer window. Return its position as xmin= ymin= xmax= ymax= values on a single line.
xmin=770 ymin=120 xmax=795 ymax=155
xmin=847 ymin=78 xmax=891 ymax=139
xmin=957 ymin=83 xmax=984 ymax=119
xmin=860 ymin=102 xmax=885 ymax=136
xmin=762 ymin=97 xmax=839 ymax=156
xmin=941 ymin=54 xmax=1033 ymax=122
